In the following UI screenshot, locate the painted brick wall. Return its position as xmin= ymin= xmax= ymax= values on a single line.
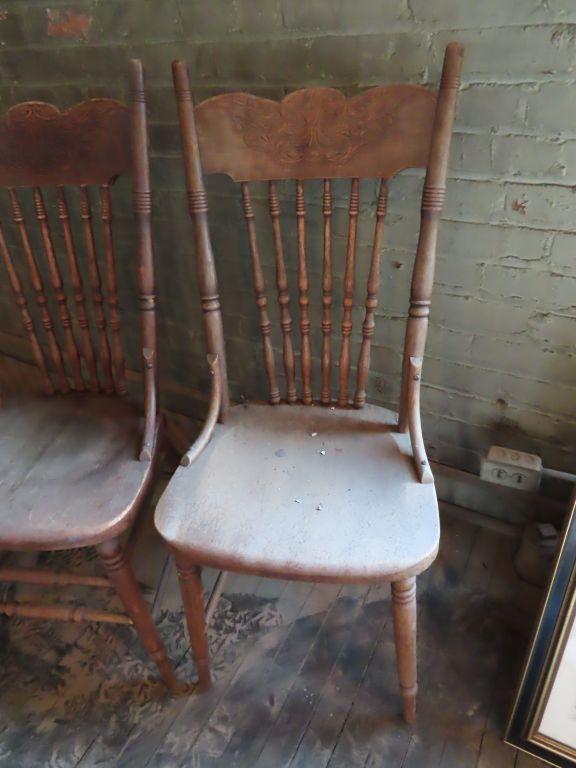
xmin=0 ymin=1 xmax=575 ymax=474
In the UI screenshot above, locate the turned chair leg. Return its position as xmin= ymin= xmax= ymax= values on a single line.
xmin=174 ymin=553 xmax=211 ymax=691
xmin=391 ymin=577 xmax=418 ymax=723
xmin=97 ymin=538 xmax=179 ymax=693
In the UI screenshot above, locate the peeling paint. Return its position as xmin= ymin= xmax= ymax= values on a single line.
xmin=46 ymin=8 xmax=92 ymax=40
xmin=511 ymin=198 xmax=528 ymax=214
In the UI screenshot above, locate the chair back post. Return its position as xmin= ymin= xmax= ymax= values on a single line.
xmin=398 ymin=42 xmax=464 ymax=432
xmin=129 ymin=59 xmax=158 ymax=461
xmin=172 ymin=60 xmax=230 ymax=421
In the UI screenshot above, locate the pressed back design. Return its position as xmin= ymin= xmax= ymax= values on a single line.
xmin=0 ymin=60 xmax=158 ymax=460
xmin=173 ymin=43 xmax=463 ymax=418
xmin=193 ymin=86 xmax=437 ymax=181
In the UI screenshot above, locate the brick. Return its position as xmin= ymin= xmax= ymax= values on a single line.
xmin=281 ymin=0 xmax=410 ymax=34
xmin=411 ymin=0 xmax=576 ymax=27
xmin=438 ymin=220 xmax=550 ymax=267
xmin=443 ymin=178 xmax=505 ymax=223
xmin=432 ymin=26 xmax=576 ymax=80
xmin=502 ymin=181 xmax=576 ymax=231
xmin=529 ymin=311 xmax=576 ymax=349
xmin=91 ymin=1 xmax=183 ymax=44
xmin=498 ymin=371 xmax=576 ymax=416
xmin=550 ymin=232 xmax=576 ymax=274
xmin=480 ymin=264 xmax=557 ymax=307
xmin=424 ymin=357 xmax=500 ymax=397
xmin=558 ymin=139 xmax=576 ymax=181
xmin=425 ymin=353 xmax=576 ymax=417
xmin=450 ymin=132 xmax=492 ymax=175
xmin=456 ymin=84 xmax=526 ymax=132
xmin=0 ymin=7 xmax=35 ymax=46
xmin=471 ymin=335 xmax=576 ymax=383
xmin=171 ymin=32 xmax=431 ymax=88
xmin=435 ymin=253 xmax=483 ymax=294
xmin=0 ymin=44 xmax=128 ymax=84
xmin=491 ymin=135 xmax=566 ymax=179
xmin=426 ymin=324 xmax=474 ymax=365
xmin=525 ymin=83 xmax=576 ymax=135
xmin=178 ymin=0 xmax=240 ymax=39
xmin=430 ymin=294 xmax=533 ymax=335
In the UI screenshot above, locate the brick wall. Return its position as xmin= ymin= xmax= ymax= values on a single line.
xmin=0 ymin=1 xmax=576 ymax=474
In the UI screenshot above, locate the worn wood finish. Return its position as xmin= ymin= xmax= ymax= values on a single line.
xmin=100 ymin=183 xmax=127 ymax=395
xmin=157 ymin=402 xmax=439 ymax=584
xmin=0 ymin=393 xmax=159 ymax=550
xmin=321 ymin=178 xmax=333 ymax=406
xmin=269 ymin=179 xmax=297 ymax=403
xmin=33 ymin=187 xmax=84 ymax=391
xmin=241 ymin=182 xmax=280 ymax=404
xmin=79 ymin=184 xmax=115 ymax=394
xmin=172 ymin=59 xmax=230 ymax=421
xmin=0 ymin=600 xmax=133 ymax=625
xmin=0 ymin=60 xmax=176 ymax=692
xmin=164 ymin=44 xmax=463 ymax=717
xmin=9 ymin=187 xmax=70 ymax=393
xmin=296 ymin=179 xmax=313 ymax=404
xmin=338 ymin=177 xmax=360 ymax=407
xmin=174 ymin=554 xmax=212 ymax=690
xmin=56 ymin=186 xmax=99 ymax=392
xmin=130 ymin=59 xmax=160 ymax=459
xmin=180 ymin=353 xmax=221 ymax=467
xmin=0 ymin=221 xmax=54 ymax=394
xmin=0 ymin=566 xmax=111 ymax=589
xmin=98 ymin=538 xmax=179 ymax=692
xmin=0 ymin=99 xmax=130 ymax=187
xmin=407 ymin=356 xmax=434 ymax=483
xmin=354 ymin=180 xmax=388 ymax=409
xmin=391 ymin=577 xmax=418 ymax=723
xmin=194 ymin=86 xmax=437 ymax=181
xmin=399 ymin=42 xmax=464 ymax=431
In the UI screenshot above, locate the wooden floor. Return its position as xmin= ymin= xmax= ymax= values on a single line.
xmin=0 ymin=502 xmax=549 ymax=767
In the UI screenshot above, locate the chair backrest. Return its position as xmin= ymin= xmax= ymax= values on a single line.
xmin=173 ymin=43 xmax=463 ymax=422
xmin=0 ymin=60 xmax=158 ymax=458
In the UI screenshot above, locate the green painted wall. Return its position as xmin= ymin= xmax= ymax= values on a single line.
xmin=0 ymin=1 xmax=576 ymax=474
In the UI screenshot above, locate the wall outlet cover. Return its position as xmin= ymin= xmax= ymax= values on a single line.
xmin=480 ymin=446 xmax=542 ymax=492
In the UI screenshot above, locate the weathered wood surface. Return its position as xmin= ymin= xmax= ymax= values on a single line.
xmin=0 ymin=394 xmax=155 ymax=550
xmin=0 ymin=511 xmax=547 ymax=768
xmin=155 ymin=402 xmax=440 ymax=583
xmin=0 ymin=99 xmax=130 ymax=187
xmin=194 ymin=86 xmax=437 ymax=182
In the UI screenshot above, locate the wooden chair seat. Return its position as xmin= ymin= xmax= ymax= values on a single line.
xmin=155 ymin=402 xmax=439 ymax=583
xmin=0 ymin=393 xmax=155 ymax=551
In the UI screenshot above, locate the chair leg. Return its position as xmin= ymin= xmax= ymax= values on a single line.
xmin=174 ymin=553 xmax=212 ymax=691
xmin=151 ymin=551 xmax=175 ymax=621
xmin=97 ymin=538 xmax=180 ymax=693
xmin=391 ymin=577 xmax=417 ymax=724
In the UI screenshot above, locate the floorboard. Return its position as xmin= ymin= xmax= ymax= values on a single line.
xmin=0 ymin=510 xmax=551 ymax=768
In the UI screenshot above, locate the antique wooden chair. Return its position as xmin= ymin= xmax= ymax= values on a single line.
xmin=155 ymin=43 xmax=463 ymax=719
xmin=0 ymin=60 xmax=178 ymax=691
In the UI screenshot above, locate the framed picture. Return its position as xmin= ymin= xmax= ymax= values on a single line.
xmin=506 ymin=489 xmax=576 ymax=766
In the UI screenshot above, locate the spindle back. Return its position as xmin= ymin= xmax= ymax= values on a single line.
xmin=0 ymin=60 xmax=158 ymax=456
xmin=173 ymin=43 xmax=463 ymax=418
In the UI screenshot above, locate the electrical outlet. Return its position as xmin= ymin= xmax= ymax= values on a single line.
xmin=480 ymin=446 xmax=542 ymax=492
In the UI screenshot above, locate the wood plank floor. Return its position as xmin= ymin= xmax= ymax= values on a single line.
xmin=0 ymin=504 xmax=549 ymax=767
